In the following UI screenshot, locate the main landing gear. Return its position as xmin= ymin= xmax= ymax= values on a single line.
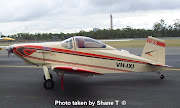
xmin=156 ymin=71 xmax=164 ymax=79
xmin=43 ymin=65 xmax=54 ymax=89
xmin=43 ymin=65 xmax=64 ymax=91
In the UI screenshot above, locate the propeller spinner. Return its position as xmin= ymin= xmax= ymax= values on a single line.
xmin=6 ymin=45 xmax=13 ymax=57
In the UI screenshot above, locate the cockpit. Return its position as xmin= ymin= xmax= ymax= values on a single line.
xmin=61 ymin=36 xmax=107 ymax=49
xmin=75 ymin=36 xmax=106 ymax=48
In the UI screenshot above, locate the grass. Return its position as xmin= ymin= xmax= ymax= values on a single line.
xmin=165 ymin=39 xmax=180 ymax=47
xmin=103 ymin=39 xmax=180 ymax=47
xmin=104 ymin=40 xmax=146 ymax=47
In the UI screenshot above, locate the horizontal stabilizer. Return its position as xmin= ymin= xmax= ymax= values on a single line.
xmin=148 ymin=63 xmax=173 ymax=68
xmin=51 ymin=65 xmax=103 ymax=76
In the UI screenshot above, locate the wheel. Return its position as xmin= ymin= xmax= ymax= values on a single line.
xmin=160 ymin=75 xmax=164 ymax=79
xmin=44 ymin=74 xmax=53 ymax=80
xmin=43 ymin=79 xmax=54 ymax=89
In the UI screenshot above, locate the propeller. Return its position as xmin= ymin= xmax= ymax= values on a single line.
xmin=6 ymin=45 xmax=13 ymax=57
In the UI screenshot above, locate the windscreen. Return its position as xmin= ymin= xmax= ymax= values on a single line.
xmin=61 ymin=38 xmax=73 ymax=49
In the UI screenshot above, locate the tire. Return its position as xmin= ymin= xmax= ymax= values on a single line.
xmin=43 ymin=79 xmax=54 ymax=89
xmin=44 ymin=74 xmax=53 ymax=80
xmin=160 ymin=75 xmax=164 ymax=79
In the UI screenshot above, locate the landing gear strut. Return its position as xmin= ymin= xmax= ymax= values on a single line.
xmin=44 ymin=74 xmax=53 ymax=80
xmin=43 ymin=65 xmax=54 ymax=89
xmin=156 ymin=71 xmax=164 ymax=79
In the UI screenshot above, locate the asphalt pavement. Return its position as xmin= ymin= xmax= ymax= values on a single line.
xmin=0 ymin=47 xmax=180 ymax=108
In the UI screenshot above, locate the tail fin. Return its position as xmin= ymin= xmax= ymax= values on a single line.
xmin=141 ymin=36 xmax=165 ymax=65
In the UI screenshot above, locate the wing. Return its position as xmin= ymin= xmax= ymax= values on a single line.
xmin=0 ymin=46 xmax=7 ymax=48
xmin=51 ymin=65 xmax=103 ymax=77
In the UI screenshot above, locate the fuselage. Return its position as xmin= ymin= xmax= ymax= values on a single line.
xmin=11 ymin=36 xmax=164 ymax=74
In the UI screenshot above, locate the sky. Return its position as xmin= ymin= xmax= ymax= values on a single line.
xmin=0 ymin=0 xmax=180 ymax=35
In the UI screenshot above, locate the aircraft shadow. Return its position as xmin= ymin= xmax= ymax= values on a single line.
xmin=48 ymin=73 xmax=169 ymax=99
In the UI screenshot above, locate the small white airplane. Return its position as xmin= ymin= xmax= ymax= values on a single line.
xmin=1 ymin=36 xmax=172 ymax=91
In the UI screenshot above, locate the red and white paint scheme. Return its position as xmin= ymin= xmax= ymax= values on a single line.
xmin=2 ymin=36 xmax=172 ymax=90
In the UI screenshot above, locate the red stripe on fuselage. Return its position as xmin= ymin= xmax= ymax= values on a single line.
xmin=13 ymin=45 xmax=132 ymax=72
xmin=14 ymin=45 xmax=148 ymax=64
xmin=23 ymin=55 xmax=132 ymax=72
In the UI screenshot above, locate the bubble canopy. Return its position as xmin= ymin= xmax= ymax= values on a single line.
xmin=75 ymin=36 xmax=106 ymax=48
xmin=61 ymin=36 xmax=106 ymax=49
